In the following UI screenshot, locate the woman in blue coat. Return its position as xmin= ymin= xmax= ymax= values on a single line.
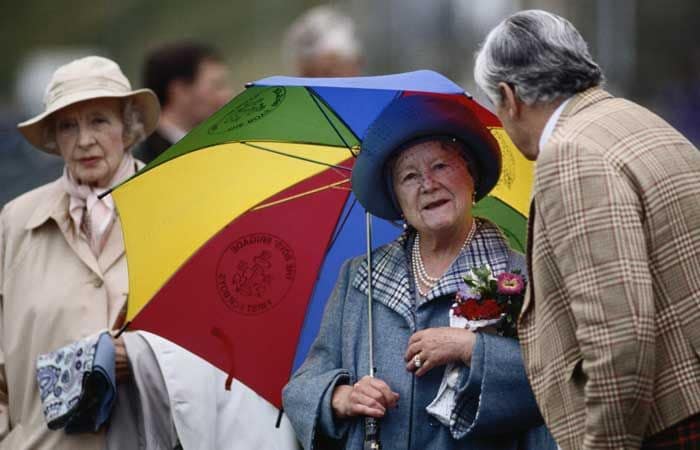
xmin=283 ymin=94 xmax=556 ymax=450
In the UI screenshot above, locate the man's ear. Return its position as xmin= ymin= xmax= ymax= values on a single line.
xmin=498 ymin=82 xmax=520 ymax=119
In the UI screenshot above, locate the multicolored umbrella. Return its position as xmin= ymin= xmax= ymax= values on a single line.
xmin=111 ymin=70 xmax=532 ymax=409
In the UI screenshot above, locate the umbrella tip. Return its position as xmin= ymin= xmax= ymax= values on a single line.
xmin=275 ymin=409 xmax=284 ymax=428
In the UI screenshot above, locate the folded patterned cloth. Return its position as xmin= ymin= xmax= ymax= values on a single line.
xmin=425 ymin=310 xmax=501 ymax=427
xmin=36 ymin=331 xmax=116 ymax=433
xmin=425 ymin=310 xmax=469 ymax=426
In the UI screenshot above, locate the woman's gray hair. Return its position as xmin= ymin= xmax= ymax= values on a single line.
xmin=474 ymin=9 xmax=603 ymax=106
xmin=121 ymin=99 xmax=147 ymax=150
xmin=42 ymin=98 xmax=147 ymax=152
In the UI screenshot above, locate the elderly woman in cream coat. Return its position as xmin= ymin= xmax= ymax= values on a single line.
xmin=1 ymin=56 xmax=158 ymax=450
xmin=1 ymin=56 xmax=298 ymax=450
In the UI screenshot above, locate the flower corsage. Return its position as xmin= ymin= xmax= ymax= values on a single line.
xmin=451 ymin=264 xmax=526 ymax=338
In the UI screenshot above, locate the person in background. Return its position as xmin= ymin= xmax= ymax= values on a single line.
xmin=474 ymin=9 xmax=700 ymax=450
xmin=283 ymin=5 xmax=363 ymax=77
xmin=136 ymin=41 xmax=233 ymax=163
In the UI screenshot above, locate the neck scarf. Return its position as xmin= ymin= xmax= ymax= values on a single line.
xmin=61 ymin=152 xmax=136 ymax=256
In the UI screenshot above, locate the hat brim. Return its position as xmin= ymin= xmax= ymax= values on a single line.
xmin=17 ymin=88 xmax=160 ymax=154
xmin=351 ymin=92 xmax=502 ymax=220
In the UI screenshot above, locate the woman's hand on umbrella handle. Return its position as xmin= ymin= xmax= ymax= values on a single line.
xmin=331 ymin=375 xmax=399 ymax=419
xmin=404 ymin=327 xmax=476 ymax=376
xmin=113 ymin=335 xmax=131 ymax=384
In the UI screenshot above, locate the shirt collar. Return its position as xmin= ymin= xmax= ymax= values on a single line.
xmin=538 ymin=97 xmax=572 ymax=154
xmin=158 ymin=121 xmax=187 ymax=144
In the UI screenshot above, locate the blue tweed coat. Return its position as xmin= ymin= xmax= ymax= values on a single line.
xmin=283 ymin=221 xmax=556 ymax=449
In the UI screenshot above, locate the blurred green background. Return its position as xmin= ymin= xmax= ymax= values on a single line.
xmin=1 ymin=0 xmax=699 ymax=205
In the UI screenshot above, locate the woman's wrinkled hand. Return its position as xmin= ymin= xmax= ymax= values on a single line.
xmin=113 ymin=335 xmax=130 ymax=384
xmin=404 ymin=327 xmax=476 ymax=376
xmin=331 ymin=375 xmax=400 ymax=419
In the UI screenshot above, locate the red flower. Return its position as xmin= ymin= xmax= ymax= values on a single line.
xmin=497 ymin=273 xmax=525 ymax=295
xmin=453 ymin=298 xmax=504 ymax=320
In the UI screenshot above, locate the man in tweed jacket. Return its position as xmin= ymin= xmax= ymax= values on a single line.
xmin=474 ymin=10 xmax=700 ymax=450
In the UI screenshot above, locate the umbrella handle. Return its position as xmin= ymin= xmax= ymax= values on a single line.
xmin=113 ymin=320 xmax=131 ymax=339
xmin=364 ymin=213 xmax=382 ymax=449
xmin=211 ymin=327 xmax=235 ymax=390
xmin=364 ymin=417 xmax=381 ymax=450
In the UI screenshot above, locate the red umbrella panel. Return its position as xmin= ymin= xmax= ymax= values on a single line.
xmin=130 ymin=160 xmax=354 ymax=407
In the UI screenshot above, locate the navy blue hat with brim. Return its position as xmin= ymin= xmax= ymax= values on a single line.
xmin=352 ymin=93 xmax=502 ymax=220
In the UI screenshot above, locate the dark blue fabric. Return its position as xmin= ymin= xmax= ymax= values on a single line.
xmin=91 ymin=332 xmax=116 ymax=428
xmin=64 ymin=332 xmax=116 ymax=434
xmin=291 ymin=194 xmax=401 ymax=372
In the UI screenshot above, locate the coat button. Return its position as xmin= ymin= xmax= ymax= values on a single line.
xmin=93 ymin=278 xmax=104 ymax=288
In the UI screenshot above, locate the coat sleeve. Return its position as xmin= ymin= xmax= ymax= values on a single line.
xmin=0 ymin=208 xmax=35 ymax=449
xmin=0 ymin=209 xmax=9 ymax=443
xmin=282 ymin=259 xmax=355 ymax=449
xmin=449 ymin=333 xmax=544 ymax=439
xmin=537 ymin=143 xmax=655 ymax=449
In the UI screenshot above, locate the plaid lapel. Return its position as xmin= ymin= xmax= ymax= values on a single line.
xmin=352 ymin=219 xmax=512 ymax=329
xmin=521 ymin=89 xmax=613 ymax=318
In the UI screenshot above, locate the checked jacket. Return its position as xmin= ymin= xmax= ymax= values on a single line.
xmin=519 ymin=87 xmax=700 ymax=450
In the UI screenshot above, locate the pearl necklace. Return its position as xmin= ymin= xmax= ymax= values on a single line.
xmin=412 ymin=220 xmax=478 ymax=297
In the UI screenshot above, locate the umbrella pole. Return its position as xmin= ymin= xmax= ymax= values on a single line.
xmin=113 ymin=321 xmax=130 ymax=339
xmin=364 ymin=212 xmax=381 ymax=450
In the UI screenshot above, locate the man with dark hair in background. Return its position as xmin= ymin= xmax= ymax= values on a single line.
xmin=136 ymin=41 xmax=233 ymax=163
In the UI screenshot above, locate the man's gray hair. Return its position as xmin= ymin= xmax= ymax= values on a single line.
xmin=474 ymin=10 xmax=603 ymax=106
xmin=283 ymin=5 xmax=361 ymax=66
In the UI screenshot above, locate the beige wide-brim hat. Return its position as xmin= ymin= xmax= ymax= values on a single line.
xmin=17 ymin=56 xmax=160 ymax=154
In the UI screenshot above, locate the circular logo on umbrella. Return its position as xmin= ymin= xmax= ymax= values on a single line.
xmin=216 ymin=233 xmax=296 ymax=315
xmin=208 ymin=87 xmax=287 ymax=134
